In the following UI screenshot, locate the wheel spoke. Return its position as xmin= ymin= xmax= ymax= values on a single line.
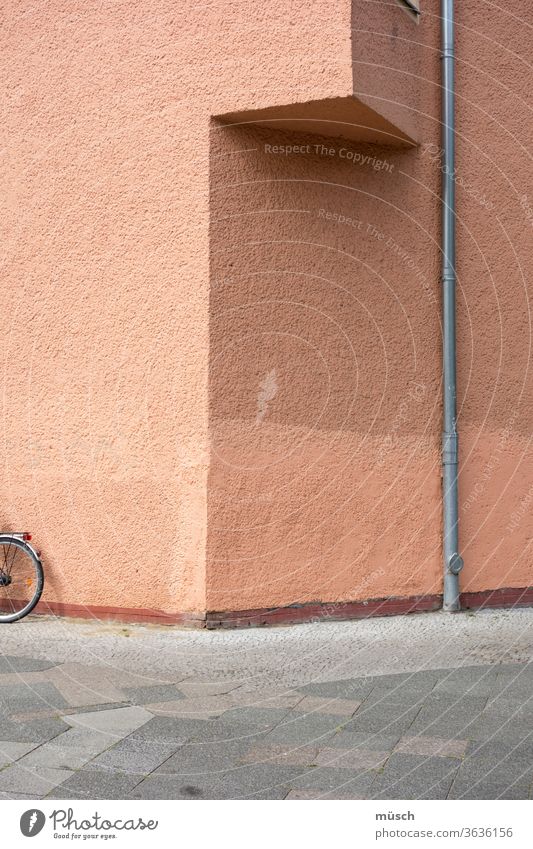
xmin=0 ymin=539 xmax=42 ymax=621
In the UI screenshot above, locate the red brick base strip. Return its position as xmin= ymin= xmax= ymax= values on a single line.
xmin=460 ymin=585 xmax=533 ymax=611
xmin=33 ymin=600 xmax=204 ymax=628
xmin=28 ymin=586 xmax=533 ymax=629
xmin=205 ymin=594 xmax=442 ymax=629
xmin=206 ymin=585 xmax=533 ymax=628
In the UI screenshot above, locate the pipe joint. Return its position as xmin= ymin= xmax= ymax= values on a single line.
xmin=442 ymin=432 xmax=458 ymax=466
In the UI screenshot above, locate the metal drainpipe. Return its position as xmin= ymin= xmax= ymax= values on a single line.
xmin=441 ymin=0 xmax=463 ymax=610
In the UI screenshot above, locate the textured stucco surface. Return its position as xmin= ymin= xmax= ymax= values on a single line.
xmin=207 ymin=1 xmax=533 ymax=612
xmin=1 ymin=1 xmax=532 ymax=618
xmin=208 ymin=123 xmax=442 ymax=610
xmin=1 ymin=0 xmax=211 ymax=613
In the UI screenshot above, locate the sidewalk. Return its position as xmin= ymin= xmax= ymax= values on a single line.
xmin=0 ymin=608 xmax=532 ymax=800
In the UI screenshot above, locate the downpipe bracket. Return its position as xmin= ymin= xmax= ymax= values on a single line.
xmin=447 ymin=552 xmax=464 ymax=575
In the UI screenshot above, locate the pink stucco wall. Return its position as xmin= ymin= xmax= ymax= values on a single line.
xmin=1 ymin=1 xmax=532 ymax=620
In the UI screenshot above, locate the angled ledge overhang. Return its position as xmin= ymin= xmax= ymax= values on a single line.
xmin=215 ymin=94 xmax=417 ymax=149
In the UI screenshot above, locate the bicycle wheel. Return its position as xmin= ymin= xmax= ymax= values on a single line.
xmin=0 ymin=536 xmax=44 ymax=623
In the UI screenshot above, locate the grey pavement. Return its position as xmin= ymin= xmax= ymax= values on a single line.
xmin=0 ymin=608 xmax=531 ymax=799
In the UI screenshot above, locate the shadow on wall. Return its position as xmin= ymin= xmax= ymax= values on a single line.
xmin=206 ymin=120 xmax=443 ymax=612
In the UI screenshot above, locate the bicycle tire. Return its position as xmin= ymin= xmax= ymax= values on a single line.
xmin=0 ymin=535 xmax=44 ymax=623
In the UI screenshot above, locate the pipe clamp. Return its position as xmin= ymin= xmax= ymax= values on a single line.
xmin=442 ymin=432 xmax=458 ymax=465
xmin=448 ymin=553 xmax=464 ymax=575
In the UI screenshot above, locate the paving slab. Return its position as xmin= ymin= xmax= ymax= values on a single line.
xmin=408 ymin=693 xmax=488 ymax=739
xmin=288 ymin=765 xmax=376 ymax=798
xmin=152 ymin=738 xmax=249 ymax=777
xmin=65 ymin=705 xmax=152 ymax=737
xmin=395 ymin=735 xmax=468 ymax=758
xmin=343 ymin=702 xmax=421 ymax=737
xmin=324 ymin=730 xmax=400 ymax=751
xmin=84 ymin=736 xmax=178 ymax=775
xmin=0 ymin=715 xmax=70 ymax=744
xmin=0 ymin=656 xmax=57 ymax=674
xmin=217 ymin=706 xmax=291 ymax=732
xmin=370 ymin=752 xmax=459 ymax=800
xmin=145 ymin=695 xmax=232 ymax=718
xmin=294 ymin=696 xmax=361 ymax=716
xmin=47 ymin=769 xmax=141 ymax=799
xmin=1 ymin=612 xmax=533 ymax=800
xmin=314 ymin=746 xmax=389 ymax=770
xmin=130 ymin=716 xmax=211 ymax=744
xmin=0 ymin=764 xmax=73 ymax=796
xmin=130 ymin=773 xmax=222 ymax=800
xmin=214 ymin=763 xmax=308 ymax=799
xmin=124 ymin=685 xmax=185 ymax=705
xmin=0 ymin=741 xmax=38 ymax=766
xmin=20 ymin=728 xmax=121 ymax=770
xmin=0 ymin=681 xmax=68 ymax=713
xmin=239 ymin=743 xmax=319 ymax=767
xmin=297 ymin=679 xmax=376 ymax=700
xmin=48 ymin=663 xmax=125 ymax=708
xmin=262 ymin=711 xmax=350 ymax=746
xmin=448 ymin=750 xmax=533 ymax=800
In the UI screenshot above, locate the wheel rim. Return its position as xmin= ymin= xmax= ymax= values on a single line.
xmin=0 ymin=540 xmax=40 ymax=619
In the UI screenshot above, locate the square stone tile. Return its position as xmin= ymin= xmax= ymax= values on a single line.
xmin=0 ymin=741 xmax=37 ymax=767
xmin=47 ymin=770 xmax=141 ymax=799
xmin=188 ymin=719 xmax=267 ymax=745
xmin=343 ymin=702 xmax=420 ymax=737
xmin=145 ymin=695 xmax=232 ymax=718
xmin=215 ymin=764 xmax=308 ymax=799
xmin=448 ymin=753 xmax=533 ymax=800
xmin=370 ymin=753 xmax=459 ymax=800
xmin=231 ymin=691 xmax=304 ymax=710
xmin=433 ymin=666 xmax=501 ymax=699
xmin=315 ymin=747 xmax=388 ymax=770
xmin=65 ymin=705 xmax=152 ymax=737
xmin=0 ymin=681 xmax=68 ymax=714
xmin=289 ymin=765 xmax=376 ymax=798
xmin=408 ymin=694 xmax=487 ymax=739
xmin=124 ymin=685 xmax=185 ymax=705
xmin=240 ymin=743 xmax=319 ymax=767
xmin=47 ymin=663 xmax=126 ymax=709
xmin=367 ymin=670 xmax=441 ymax=705
xmin=263 ymin=712 xmax=350 ymax=746
xmin=153 ymin=738 xmax=249 ymax=777
xmin=0 ymin=764 xmax=73 ymax=795
xmin=0 ymin=716 xmax=70 ymax=744
xmin=178 ymin=682 xmax=239 ymax=699
xmin=395 ymin=735 xmax=467 ymax=758
xmin=217 ymin=707 xmax=291 ymax=732
xmin=466 ymin=739 xmax=533 ymax=761
xmin=285 ymin=788 xmax=368 ymax=799
xmin=130 ymin=773 xmax=221 ymax=800
xmin=84 ymin=737 xmax=178 ymax=775
xmin=325 ymin=730 xmax=400 ymax=751
xmin=20 ymin=727 xmax=113 ymax=771
xmin=0 ymin=656 xmax=56 ymax=673
xmin=484 ymin=696 xmax=533 ymax=724
xmin=295 ymin=696 xmax=360 ymax=716
xmin=0 ymin=792 xmax=43 ymax=799
xmin=130 ymin=716 xmax=211 ymax=744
